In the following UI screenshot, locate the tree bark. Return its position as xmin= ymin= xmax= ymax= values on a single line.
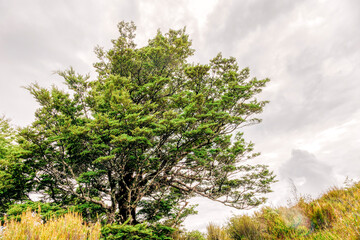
xmin=118 ymin=203 xmax=136 ymax=224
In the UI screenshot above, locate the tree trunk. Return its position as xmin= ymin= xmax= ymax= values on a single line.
xmin=118 ymin=204 xmax=137 ymax=224
xmin=106 ymin=209 xmax=116 ymax=224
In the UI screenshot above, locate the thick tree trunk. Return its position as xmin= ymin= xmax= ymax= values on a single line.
xmin=118 ymin=204 xmax=137 ymax=224
xmin=114 ymin=172 xmax=140 ymax=224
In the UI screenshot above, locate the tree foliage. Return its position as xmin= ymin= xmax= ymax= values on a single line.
xmin=0 ymin=117 xmax=33 ymax=214
xmin=19 ymin=21 xmax=275 ymax=224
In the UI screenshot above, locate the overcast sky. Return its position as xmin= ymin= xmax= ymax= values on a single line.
xmin=1 ymin=0 xmax=359 ymax=231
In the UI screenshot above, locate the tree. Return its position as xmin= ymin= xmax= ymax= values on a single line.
xmin=0 ymin=117 xmax=33 ymax=214
xmin=20 ymin=21 xmax=275 ymax=224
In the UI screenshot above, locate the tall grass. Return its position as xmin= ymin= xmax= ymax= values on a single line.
xmin=206 ymin=223 xmax=230 ymax=240
xmin=205 ymin=182 xmax=360 ymax=239
xmin=226 ymin=216 xmax=261 ymax=240
xmin=0 ymin=209 xmax=101 ymax=240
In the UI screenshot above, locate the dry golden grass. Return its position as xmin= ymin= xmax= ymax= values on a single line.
xmin=0 ymin=209 xmax=101 ymax=240
xmin=206 ymin=222 xmax=230 ymax=240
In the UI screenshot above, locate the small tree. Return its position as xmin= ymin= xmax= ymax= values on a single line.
xmin=20 ymin=21 xmax=275 ymax=224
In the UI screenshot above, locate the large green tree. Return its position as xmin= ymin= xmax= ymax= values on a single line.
xmin=20 ymin=22 xmax=275 ymax=224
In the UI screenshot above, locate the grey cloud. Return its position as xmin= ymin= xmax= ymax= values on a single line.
xmin=133 ymin=0 xmax=206 ymax=62
xmin=279 ymin=149 xmax=337 ymax=196
xmin=0 ymin=0 xmax=139 ymax=70
xmin=221 ymin=0 xmax=360 ymax=144
xmin=204 ymin=0 xmax=304 ymax=57
xmin=0 ymin=0 xmax=140 ymax=126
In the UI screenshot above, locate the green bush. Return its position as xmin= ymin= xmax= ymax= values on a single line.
xmin=2 ymin=200 xmax=107 ymax=223
xmin=260 ymin=207 xmax=311 ymax=239
xmin=2 ymin=201 xmax=69 ymax=222
xmin=101 ymin=220 xmax=175 ymax=240
xmin=184 ymin=230 xmax=206 ymax=240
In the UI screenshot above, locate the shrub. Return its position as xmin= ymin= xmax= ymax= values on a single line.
xmin=3 ymin=201 xmax=69 ymax=222
xmin=100 ymin=220 xmax=175 ymax=240
xmin=2 ymin=200 xmax=107 ymax=224
xmin=184 ymin=230 xmax=206 ymax=240
xmin=260 ymin=207 xmax=312 ymax=239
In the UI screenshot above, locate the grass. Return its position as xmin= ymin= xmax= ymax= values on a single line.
xmin=206 ymin=223 xmax=230 ymax=240
xmin=206 ymin=182 xmax=360 ymax=239
xmin=0 ymin=209 xmax=101 ymax=240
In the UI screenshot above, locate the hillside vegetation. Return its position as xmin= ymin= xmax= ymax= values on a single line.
xmin=205 ymin=182 xmax=360 ymax=239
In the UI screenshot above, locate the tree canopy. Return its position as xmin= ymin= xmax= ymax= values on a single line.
xmin=18 ymin=21 xmax=275 ymax=225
